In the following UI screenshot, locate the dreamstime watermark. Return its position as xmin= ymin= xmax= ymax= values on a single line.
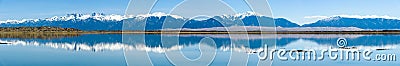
xmin=257 ymin=38 xmax=396 ymax=61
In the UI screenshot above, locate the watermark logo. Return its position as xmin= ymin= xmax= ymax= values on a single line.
xmin=337 ymin=38 xmax=347 ymax=48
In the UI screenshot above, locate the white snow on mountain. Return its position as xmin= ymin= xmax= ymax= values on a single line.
xmin=135 ymin=12 xmax=184 ymax=20
xmin=0 ymin=19 xmax=40 ymax=24
xmin=0 ymin=12 xmax=269 ymax=24
xmin=43 ymin=13 xmax=128 ymax=21
xmin=0 ymin=12 xmax=190 ymax=24
xmin=219 ymin=11 xmax=263 ymax=20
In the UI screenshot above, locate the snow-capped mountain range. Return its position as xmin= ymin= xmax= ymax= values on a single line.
xmin=1 ymin=12 xmax=400 ymax=30
xmin=0 ymin=12 xmax=259 ymax=23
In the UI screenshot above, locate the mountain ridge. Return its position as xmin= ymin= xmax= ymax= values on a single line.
xmin=302 ymin=16 xmax=400 ymax=29
xmin=2 ymin=13 xmax=400 ymax=30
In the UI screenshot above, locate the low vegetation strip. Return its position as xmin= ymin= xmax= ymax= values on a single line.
xmin=0 ymin=26 xmax=81 ymax=32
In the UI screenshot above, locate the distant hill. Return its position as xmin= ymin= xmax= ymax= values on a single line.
xmin=274 ymin=18 xmax=300 ymax=27
xmin=302 ymin=16 xmax=400 ymax=29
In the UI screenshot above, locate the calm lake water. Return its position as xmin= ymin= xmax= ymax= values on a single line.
xmin=0 ymin=34 xmax=398 ymax=66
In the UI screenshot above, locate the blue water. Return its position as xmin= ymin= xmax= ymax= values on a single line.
xmin=0 ymin=34 xmax=398 ymax=66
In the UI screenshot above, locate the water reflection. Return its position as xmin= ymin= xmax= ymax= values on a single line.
xmin=0 ymin=34 xmax=399 ymax=66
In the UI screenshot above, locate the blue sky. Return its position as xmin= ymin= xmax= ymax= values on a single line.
xmin=269 ymin=0 xmax=400 ymax=25
xmin=0 ymin=0 xmax=130 ymax=20
xmin=1 ymin=0 xmax=400 ymax=25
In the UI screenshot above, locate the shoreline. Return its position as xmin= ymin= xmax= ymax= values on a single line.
xmin=3 ymin=26 xmax=400 ymax=34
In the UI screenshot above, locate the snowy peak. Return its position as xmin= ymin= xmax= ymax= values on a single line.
xmin=319 ymin=16 xmax=343 ymax=21
xmin=44 ymin=13 xmax=126 ymax=21
xmin=233 ymin=11 xmax=260 ymax=17
xmin=0 ymin=12 xmax=270 ymax=24
xmin=219 ymin=11 xmax=263 ymax=20
xmin=0 ymin=19 xmax=40 ymax=24
xmin=1 ymin=13 xmax=133 ymax=23
xmin=134 ymin=12 xmax=185 ymax=20
xmin=319 ymin=15 xmax=400 ymax=22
